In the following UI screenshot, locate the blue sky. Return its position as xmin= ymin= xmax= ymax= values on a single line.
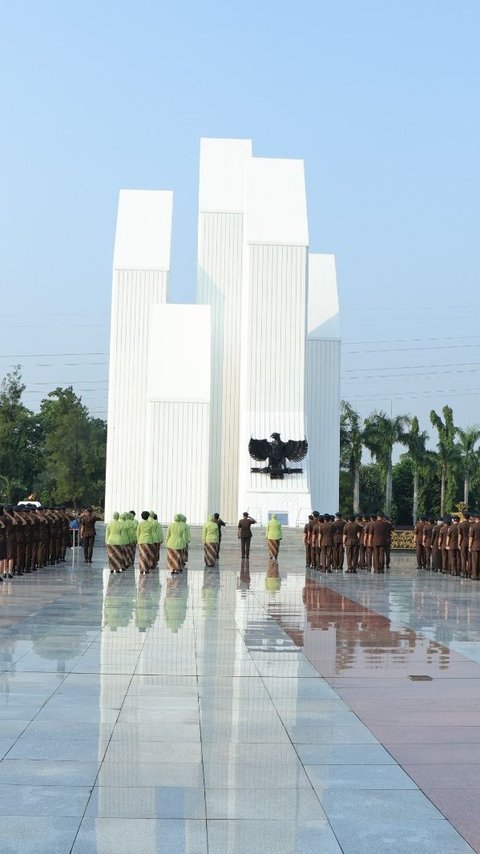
xmin=1 ymin=0 xmax=479 ymax=441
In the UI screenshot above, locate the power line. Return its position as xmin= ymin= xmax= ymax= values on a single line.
xmin=0 ymin=352 xmax=108 ymax=358
xmin=347 ymin=343 xmax=480 ymax=355
xmin=344 ymin=361 xmax=480 ymax=373
xmin=343 ymin=335 xmax=480 ymax=347
xmin=343 ymin=368 xmax=480 ymax=381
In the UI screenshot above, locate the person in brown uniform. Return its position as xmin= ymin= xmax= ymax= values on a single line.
xmin=431 ymin=518 xmax=443 ymax=572
xmin=13 ymin=508 xmax=28 ymax=574
xmin=309 ymin=510 xmax=320 ymax=569
xmin=237 ymin=512 xmax=256 ymax=560
xmin=446 ymin=516 xmax=460 ymax=576
xmin=469 ymin=513 xmax=480 ymax=581
xmin=23 ymin=509 xmax=36 ymax=571
xmin=414 ymin=517 xmax=426 ymax=569
xmin=332 ymin=513 xmax=346 ymax=570
xmin=439 ymin=518 xmax=449 ymax=573
xmin=384 ymin=515 xmax=394 ymax=569
xmin=321 ymin=514 xmax=335 ymax=573
xmin=343 ymin=515 xmax=362 ymax=572
xmin=371 ymin=512 xmax=391 ymax=573
xmin=422 ymin=518 xmax=434 ymax=570
xmin=36 ymin=509 xmax=49 ymax=569
xmin=458 ymin=513 xmax=471 ymax=577
xmin=364 ymin=515 xmax=375 ymax=572
xmin=3 ymin=508 xmax=17 ymax=577
xmin=303 ymin=515 xmax=314 ymax=568
xmin=80 ymin=507 xmax=101 ymax=563
xmin=357 ymin=515 xmax=367 ymax=570
xmin=313 ymin=513 xmax=325 ymax=571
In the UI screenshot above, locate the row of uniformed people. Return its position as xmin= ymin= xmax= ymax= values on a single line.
xmin=303 ymin=512 xmax=395 ymax=574
xmin=105 ymin=512 xmax=191 ymax=575
xmin=414 ymin=514 xmax=480 ymax=579
xmin=0 ymin=505 xmax=73 ymax=579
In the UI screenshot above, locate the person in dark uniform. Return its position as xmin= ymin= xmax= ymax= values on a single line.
xmin=364 ymin=515 xmax=375 ymax=572
xmin=440 ymin=518 xmax=450 ymax=573
xmin=321 ymin=514 xmax=334 ymax=573
xmin=303 ymin=515 xmax=313 ymax=568
xmin=385 ymin=515 xmax=394 ymax=569
xmin=469 ymin=513 xmax=480 ymax=580
xmin=332 ymin=513 xmax=345 ymax=570
xmin=371 ymin=512 xmax=391 ymax=573
xmin=343 ymin=515 xmax=362 ymax=572
xmin=458 ymin=513 xmax=470 ymax=577
xmin=414 ymin=517 xmax=426 ymax=569
xmin=237 ymin=512 xmax=256 ymax=559
xmin=213 ymin=513 xmax=226 ymax=558
xmin=312 ymin=513 xmax=323 ymax=570
xmin=423 ymin=518 xmax=434 ymax=570
xmin=446 ymin=516 xmax=460 ymax=576
xmin=80 ymin=507 xmax=101 ymax=563
xmin=431 ymin=518 xmax=443 ymax=572
xmin=0 ymin=507 xmax=15 ymax=579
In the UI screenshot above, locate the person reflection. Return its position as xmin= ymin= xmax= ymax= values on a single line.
xmin=135 ymin=571 xmax=161 ymax=632
xmin=202 ymin=566 xmax=220 ymax=616
xmin=238 ymin=559 xmax=251 ymax=594
xmin=265 ymin=561 xmax=281 ymax=592
xmin=103 ymin=570 xmax=136 ymax=631
xmin=164 ymin=570 xmax=189 ymax=633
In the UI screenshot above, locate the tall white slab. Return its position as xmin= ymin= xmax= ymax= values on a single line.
xmin=197 ymin=138 xmax=252 ymax=521
xmin=306 ymin=254 xmax=341 ymax=511
xmin=144 ymin=304 xmax=211 ymax=523
xmin=105 ymin=190 xmax=173 ymax=518
xmin=238 ymin=157 xmax=312 ymax=526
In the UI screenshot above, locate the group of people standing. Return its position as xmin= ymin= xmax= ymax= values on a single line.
xmin=303 ymin=511 xmax=394 ymax=574
xmin=414 ymin=514 xmax=480 ymax=579
xmin=0 ymin=505 xmax=82 ymax=579
xmin=105 ymin=511 xmax=191 ymax=576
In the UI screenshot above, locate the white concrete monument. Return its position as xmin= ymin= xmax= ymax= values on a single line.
xmin=105 ymin=139 xmax=340 ymax=525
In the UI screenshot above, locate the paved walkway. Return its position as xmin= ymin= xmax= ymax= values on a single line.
xmin=0 ymin=541 xmax=476 ymax=853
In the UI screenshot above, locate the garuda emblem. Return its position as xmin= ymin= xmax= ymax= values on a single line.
xmin=249 ymin=432 xmax=308 ymax=479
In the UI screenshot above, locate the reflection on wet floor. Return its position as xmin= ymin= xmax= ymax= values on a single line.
xmin=0 ymin=545 xmax=477 ymax=853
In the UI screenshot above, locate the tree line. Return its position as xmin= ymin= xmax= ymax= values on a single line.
xmin=341 ymin=401 xmax=480 ymax=523
xmin=2 ymin=366 xmax=478 ymax=523
xmin=0 ymin=367 xmax=106 ymax=508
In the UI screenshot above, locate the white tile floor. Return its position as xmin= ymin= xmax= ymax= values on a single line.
xmin=0 ymin=542 xmax=474 ymax=853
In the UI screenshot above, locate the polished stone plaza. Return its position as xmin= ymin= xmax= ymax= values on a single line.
xmin=0 ymin=533 xmax=478 ymax=853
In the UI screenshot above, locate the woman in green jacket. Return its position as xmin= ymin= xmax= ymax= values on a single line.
xmin=266 ymin=514 xmax=282 ymax=561
xmin=166 ymin=514 xmax=186 ymax=574
xmin=105 ymin=512 xmax=125 ymax=573
xmin=136 ymin=511 xmax=155 ymax=574
xmin=202 ymin=514 xmax=219 ymax=567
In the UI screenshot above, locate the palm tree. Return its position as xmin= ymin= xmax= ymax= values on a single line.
xmin=362 ymin=411 xmax=410 ymax=515
xmin=340 ymin=401 xmax=363 ymax=514
xmin=403 ymin=416 xmax=429 ymax=523
xmin=456 ymin=426 xmax=480 ymax=507
xmin=430 ymin=406 xmax=457 ymax=517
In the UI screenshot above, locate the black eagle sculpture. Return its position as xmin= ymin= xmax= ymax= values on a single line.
xmin=249 ymin=432 xmax=308 ymax=479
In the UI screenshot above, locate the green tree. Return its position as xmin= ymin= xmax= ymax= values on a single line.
xmin=359 ymin=463 xmax=384 ymax=514
xmin=391 ymin=457 xmax=413 ymax=525
xmin=362 ymin=411 xmax=410 ymax=515
xmin=403 ymin=416 xmax=429 ymax=523
xmin=456 ymin=426 xmax=480 ymax=507
xmin=340 ymin=401 xmax=363 ymax=514
xmin=430 ymin=406 xmax=458 ymax=516
xmin=0 ymin=366 xmax=42 ymax=493
xmin=39 ymin=387 xmax=106 ymax=507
